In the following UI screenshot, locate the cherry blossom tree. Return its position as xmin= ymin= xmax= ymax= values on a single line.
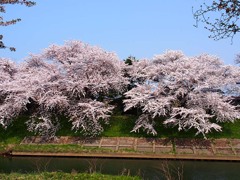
xmin=0 ymin=58 xmax=19 ymax=127
xmin=124 ymin=50 xmax=240 ymax=138
xmin=0 ymin=55 xmax=62 ymax=139
xmin=2 ymin=42 xmax=239 ymax=139
xmin=42 ymin=41 xmax=128 ymax=136
xmin=0 ymin=41 xmax=127 ymax=139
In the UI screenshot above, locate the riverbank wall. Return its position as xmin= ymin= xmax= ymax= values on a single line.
xmin=8 ymin=137 xmax=240 ymax=161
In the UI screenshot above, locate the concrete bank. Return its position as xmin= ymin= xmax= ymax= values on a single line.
xmin=10 ymin=136 xmax=240 ymax=161
xmin=11 ymin=151 xmax=240 ymax=161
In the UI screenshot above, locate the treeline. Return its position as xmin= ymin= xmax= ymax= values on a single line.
xmin=1 ymin=41 xmax=240 ymax=139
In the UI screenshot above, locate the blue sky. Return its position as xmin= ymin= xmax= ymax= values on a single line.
xmin=1 ymin=0 xmax=240 ymax=64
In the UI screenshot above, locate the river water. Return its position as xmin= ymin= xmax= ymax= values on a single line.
xmin=0 ymin=156 xmax=240 ymax=179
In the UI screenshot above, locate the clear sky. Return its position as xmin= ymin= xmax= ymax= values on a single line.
xmin=1 ymin=0 xmax=240 ymax=64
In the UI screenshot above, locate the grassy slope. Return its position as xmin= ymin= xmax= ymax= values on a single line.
xmin=1 ymin=114 xmax=240 ymax=146
xmin=105 ymin=115 xmax=240 ymax=139
xmin=0 ymin=172 xmax=140 ymax=180
xmin=0 ymin=114 xmax=239 ymax=160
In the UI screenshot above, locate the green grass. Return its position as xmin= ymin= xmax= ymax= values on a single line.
xmin=1 ymin=114 xmax=240 ymax=150
xmin=103 ymin=115 xmax=240 ymax=139
xmin=102 ymin=115 xmax=139 ymax=137
xmin=102 ymin=115 xmax=188 ymax=138
xmin=13 ymin=144 xmax=114 ymax=154
xmin=103 ymin=115 xmax=206 ymax=139
xmin=0 ymin=116 xmax=34 ymax=144
xmin=0 ymin=172 xmax=141 ymax=180
xmin=206 ymin=120 xmax=240 ymax=139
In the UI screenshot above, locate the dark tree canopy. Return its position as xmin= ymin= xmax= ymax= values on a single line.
xmin=0 ymin=0 xmax=35 ymax=51
xmin=194 ymin=0 xmax=240 ymax=41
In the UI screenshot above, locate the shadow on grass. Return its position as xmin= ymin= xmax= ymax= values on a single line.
xmin=102 ymin=115 xmax=203 ymax=139
xmin=102 ymin=115 xmax=240 ymax=139
xmin=1 ymin=115 xmax=240 ymax=146
xmin=0 ymin=116 xmax=33 ymax=144
xmin=206 ymin=120 xmax=240 ymax=139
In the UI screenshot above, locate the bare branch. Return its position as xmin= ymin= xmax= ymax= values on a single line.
xmin=193 ymin=0 xmax=240 ymax=41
